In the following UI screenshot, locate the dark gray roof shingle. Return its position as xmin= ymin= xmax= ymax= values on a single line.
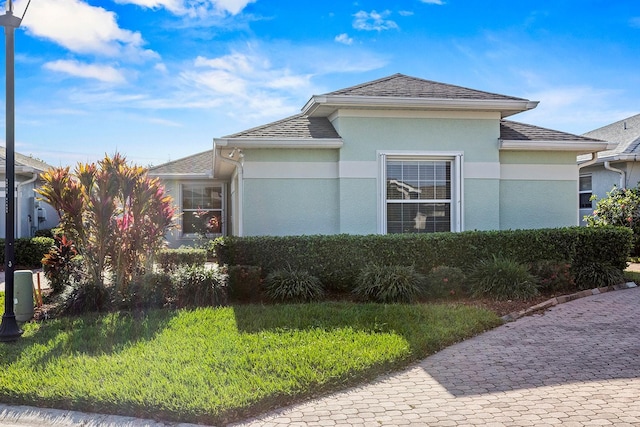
xmin=326 ymin=73 xmax=528 ymax=101
xmin=149 ymin=150 xmax=213 ymax=175
xmin=222 ymin=114 xmax=340 ymax=139
xmin=500 ymin=120 xmax=602 ymax=142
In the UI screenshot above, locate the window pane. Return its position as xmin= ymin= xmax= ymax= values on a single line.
xmin=387 ymin=202 xmax=451 ymax=233
xmin=579 ymin=175 xmax=592 ymax=192
xmin=183 ymin=210 xmax=222 ymax=235
xmin=579 ymin=193 xmax=592 ymax=209
xmin=387 ymin=160 xmax=451 ymax=201
xmin=183 ymin=184 xmax=222 ymax=210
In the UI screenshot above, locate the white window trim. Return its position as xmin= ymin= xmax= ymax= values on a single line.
xmin=579 ymin=173 xmax=593 ymax=210
xmin=180 ymin=182 xmax=226 ymax=238
xmin=377 ymin=151 xmax=464 ymax=234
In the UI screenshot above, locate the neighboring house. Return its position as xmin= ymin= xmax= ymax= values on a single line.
xmin=0 ymin=148 xmax=58 ymax=238
xmin=151 ymin=73 xmax=610 ymax=247
xmin=578 ymin=114 xmax=640 ymax=224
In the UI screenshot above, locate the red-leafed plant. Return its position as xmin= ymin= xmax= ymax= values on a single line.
xmin=36 ymin=153 xmax=177 ymax=294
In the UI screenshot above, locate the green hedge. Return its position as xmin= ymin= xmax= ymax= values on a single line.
xmin=156 ymin=248 xmax=207 ymax=272
xmin=0 ymin=237 xmax=55 ymax=268
xmin=215 ymin=227 xmax=633 ymax=291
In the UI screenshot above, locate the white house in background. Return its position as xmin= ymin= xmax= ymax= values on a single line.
xmin=150 ymin=74 xmax=611 ymax=247
xmin=578 ymin=113 xmax=640 ymax=224
xmin=0 ymin=148 xmax=58 ymax=238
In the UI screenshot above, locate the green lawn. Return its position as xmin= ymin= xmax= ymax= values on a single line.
xmin=0 ymin=301 xmax=501 ymax=425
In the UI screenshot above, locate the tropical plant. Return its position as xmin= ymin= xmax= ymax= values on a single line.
xmin=41 ymin=234 xmax=79 ymax=294
xmin=36 ymin=153 xmax=177 ymax=293
xmin=425 ymin=266 xmax=467 ymax=299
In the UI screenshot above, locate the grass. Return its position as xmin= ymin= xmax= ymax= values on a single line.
xmin=0 ymin=300 xmax=501 ymax=425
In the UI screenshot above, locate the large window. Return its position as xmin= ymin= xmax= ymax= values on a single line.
xmin=381 ymin=153 xmax=462 ymax=234
xmin=182 ymin=184 xmax=223 ymax=236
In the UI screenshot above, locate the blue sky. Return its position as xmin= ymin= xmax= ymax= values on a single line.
xmin=4 ymin=0 xmax=640 ymax=167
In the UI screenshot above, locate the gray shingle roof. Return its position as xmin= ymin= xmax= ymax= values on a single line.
xmin=500 ymin=120 xmax=603 ymax=142
xmin=582 ymin=113 xmax=640 ymax=156
xmin=149 ymin=150 xmax=213 ymax=175
xmin=222 ymin=114 xmax=340 ymax=139
xmin=326 ymin=73 xmax=528 ymax=101
xmin=0 ymin=147 xmax=53 ymax=172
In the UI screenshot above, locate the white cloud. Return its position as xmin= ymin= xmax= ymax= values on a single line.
xmin=399 ymin=11 xmax=414 ymax=17
xmin=353 ymin=10 xmax=398 ymax=31
xmin=420 ymin=0 xmax=445 ymax=4
xmin=515 ymin=86 xmax=634 ymax=134
xmin=15 ymin=0 xmax=157 ymax=60
xmin=180 ymin=51 xmax=314 ymax=118
xmin=335 ymin=33 xmax=353 ymax=45
xmin=115 ymin=0 xmax=256 ymax=17
xmin=43 ymin=60 xmax=126 ymax=83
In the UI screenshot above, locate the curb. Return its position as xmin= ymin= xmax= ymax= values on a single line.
xmin=501 ymin=281 xmax=638 ymax=322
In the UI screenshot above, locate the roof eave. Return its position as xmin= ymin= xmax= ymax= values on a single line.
xmin=148 ymin=172 xmax=214 ymax=179
xmin=213 ymin=137 xmax=344 ymax=149
xmin=302 ymin=95 xmax=539 ymax=118
xmin=500 ymin=139 xmax=610 ymax=154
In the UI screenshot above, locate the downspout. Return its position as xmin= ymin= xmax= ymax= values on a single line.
xmin=216 ymin=146 xmax=244 ymax=237
xmin=604 ymin=161 xmax=626 ymax=189
xmin=16 ymin=172 xmax=38 ymax=238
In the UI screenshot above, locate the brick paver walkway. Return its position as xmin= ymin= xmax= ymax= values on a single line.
xmin=234 ymin=287 xmax=640 ymax=426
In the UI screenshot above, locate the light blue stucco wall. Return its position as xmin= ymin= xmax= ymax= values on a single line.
xmin=499 ymin=151 xmax=579 ymax=229
xmin=339 ymin=179 xmax=378 ymax=234
xmin=500 ymin=180 xmax=577 ymax=229
xmin=243 ymin=178 xmax=339 ymax=236
xmin=464 ymin=179 xmax=500 ymax=230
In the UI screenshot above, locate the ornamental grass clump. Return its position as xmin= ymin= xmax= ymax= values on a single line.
xmin=468 ymin=255 xmax=539 ymax=301
xmin=353 ymin=264 xmax=426 ymax=304
xmin=573 ymin=262 xmax=625 ymax=290
xmin=264 ymin=268 xmax=324 ymax=303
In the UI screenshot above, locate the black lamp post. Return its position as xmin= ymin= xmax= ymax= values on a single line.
xmin=0 ymin=0 xmax=23 ymax=342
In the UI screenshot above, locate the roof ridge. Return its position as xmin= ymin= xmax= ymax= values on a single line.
xmin=322 ymin=73 xmax=404 ymax=95
xmin=583 ymin=113 xmax=640 ymax=136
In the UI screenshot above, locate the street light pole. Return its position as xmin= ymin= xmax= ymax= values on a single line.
xmin=0 ymin=0 xmax=23 ymax=342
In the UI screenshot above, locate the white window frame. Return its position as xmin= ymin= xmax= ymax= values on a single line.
xmin=180 ymin=182 xmax=226 ymax=237
xmin=377 ymin=151 xmax=463 ymax=234
xmin=579 ymin=174 xmax=593 ymax=210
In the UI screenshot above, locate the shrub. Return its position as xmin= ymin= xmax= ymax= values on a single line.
xmin=425 ymin=266 xmax=467 ymax=299
xmin=228 ymin=265 xmax=263 ymax=303
xmin=34 ymin=228 xmax=54 ymax=238
xmin=42 ymin=235 xmax=79 ymax=294
xmin=116 ymin=272 xmax=173 ymax=310
xmin=0 ymin=237 xmax=55 ymax=268
xmin=353 ymin=264 xmax=426 ymax=304
xmin=573 ymin=262 xmax=625 ymax=290
xmin=215 ymin=227 xmax=632 ymax=290
xmin=156 ymin=248 xmax=207 ymax=273
xmin=264 ymin=268 xmax=324 ymax=303
xmin=530 ymin=260 xmax=575 ymax=293
xmin=172 ymin=265 xmax=228 ymax=308
xmin=468 ymin=256 xmax=539 ymax=301
xmin=58 ymin=281 xmax=111 ymax=316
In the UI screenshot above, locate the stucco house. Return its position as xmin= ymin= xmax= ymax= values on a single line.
xmin=578 ymin=114 xmax=640 ymax=223
xmin=150 ymin=73 xmax=610 ymax=247
xmin=0 ymin=148 xmax=58 ymax=238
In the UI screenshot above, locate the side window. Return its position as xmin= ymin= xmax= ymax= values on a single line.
xmin=579 ymin=175 xmax=592 ymax=209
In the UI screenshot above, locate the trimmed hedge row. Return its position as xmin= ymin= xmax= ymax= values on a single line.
xmin=0 ymin=237 xmax=55 ymax=267
xmin=215 ymin=227 xmax=633 ymax=291
xmin=156 ymin=248 xmax=207 ymax=272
